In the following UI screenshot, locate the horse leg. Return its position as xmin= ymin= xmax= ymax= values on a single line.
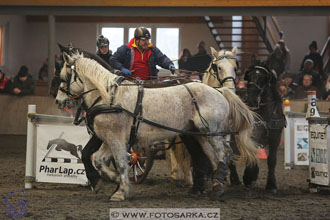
xmin=106 ymin=139 xmax=130 ymax=201
xmin=93 ymin=146 xmax=121 ymax=184
xmin=172 ymin=137 xmax=193 ymax=186
xmin=178 ymin=143 xmax=193 ymax=186
xmin=166 ymin=144 xmax=182 ymax=182
xmin=229 ymin=136 xmax=241 ymax=185
xmin=266 ymin=129 xmax=282 ymax=192
xmin=81 ymin=135 xmax=103 ymax=192
xmin=243 ymin=164 xmax=259 ymax=187
xmin=181 ymin=135 xmax=212 ymax=195
xmin=196 ymin=136 xmax=233 ymax=201
xmin=229 ymin=163 xmax=241 ymax=185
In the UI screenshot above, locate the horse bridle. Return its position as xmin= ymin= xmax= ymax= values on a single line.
xmin=59 ymin=62 xmax=97 ymax=102
xmin=210 ymin=55 xmax=238 ymax=87
xmin=246 ymin=66 xmax=270 ymax=110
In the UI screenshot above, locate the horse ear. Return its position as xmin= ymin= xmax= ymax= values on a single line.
xmin=63 ymin=52 xmax=74 ymax=65
xmin=210 ymin=47 xmax=218 ymax=59
xmin=232 ymin=46 xmax=238 ymax=56
xmin=58 ymin=43 xmax=65 ymax=52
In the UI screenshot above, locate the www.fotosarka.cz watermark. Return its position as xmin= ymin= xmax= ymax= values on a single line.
xmin=109 ymin=208 xmax=220 ymax=220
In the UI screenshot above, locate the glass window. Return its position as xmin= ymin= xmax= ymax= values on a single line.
xmin=156 ymin=28 xmax=179 ymax=62
xmin=101 ymin=27 xmax=124 ymax=52
xmin=128 ymin=27 xmax=152 ymax=43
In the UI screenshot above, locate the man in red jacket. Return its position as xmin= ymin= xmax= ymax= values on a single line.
xmin=110 ymin=27 xmax=175 ymax=79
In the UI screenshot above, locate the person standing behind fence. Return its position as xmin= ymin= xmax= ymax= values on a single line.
xmin=12 ymin=65 xmax=35 ymax=96
xmin=109 ymin=27 xmax=175 ymax=80
xmin=300 ymin=41 xmax=324 ymax=80
xmin=189 ymin=41 xmax=212 ymax=80
xmin=0 ymin=69 xmax=13 ymax=94
xmin=266 ymin=45 xmax=285 ymax=78
xmin=277 ymin=39 xmax=291 ymax=73
xmin=96 ymin=35 xmax=112 ymax=63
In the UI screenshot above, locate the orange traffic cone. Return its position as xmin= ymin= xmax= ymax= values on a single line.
xmin=257 ymin=146 xmax=267 ymax=159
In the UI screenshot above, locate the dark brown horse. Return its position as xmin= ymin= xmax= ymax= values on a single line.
xmin=230 ymin=61 xmax=285 ymax=192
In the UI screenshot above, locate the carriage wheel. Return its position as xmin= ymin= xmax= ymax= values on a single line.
xmin=128 ymin=147 xmax=154 ymax=184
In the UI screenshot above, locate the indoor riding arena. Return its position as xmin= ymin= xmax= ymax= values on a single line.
xmin=1 ymin=1 xmax=330 ymax=220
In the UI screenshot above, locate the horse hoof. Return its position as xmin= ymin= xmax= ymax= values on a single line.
xmin=188 ymin=187 xmax=203 ymax=197
xmin=109 ymin=191 xmax=126 ymax=202
xmin=265 ymin=186 xmax=277 ymax=194
xmin=230 ymin=179 xmax=241 ymax=186
xmin=92 ymin=179 xmax=103 ymax=194
xmin=208 ymin=184 xmax=225 ymax=202
xmin=244 ymin=181 xmax=257 ymax=188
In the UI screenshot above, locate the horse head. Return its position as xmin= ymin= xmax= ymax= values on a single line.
xmin=244 ymin=63 xmax=276 ymax=109
xmin=55 ymin=52 xmax=85 ymax=109
xmin=203 ymin=46 xmax=238 ymax=89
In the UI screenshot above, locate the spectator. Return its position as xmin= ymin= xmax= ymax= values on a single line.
xmin=295 ymin=59 xmax=321 ymax=87
xmin=0 ymin=69 xmax=13 ymax=94
xmin=322 ymin=74 xmax=330 ymax=100
xmin=96 ymin=35 xmax=112 ymax=63
xmin=278 ymin=81 xmax=288 ymax=99
xmin=189 ymin=41 xmax=212 ymax=79
xmin=279 ymin=72 xmax=297 ymax=99
xmin=266 ymin=45 xmax=285 ymax=78
xmin=277 ymin=39 xmax=291 ymax=72
xmin=236 ymin=79 xmax=246 ymax=89
xmin=12 ymin=65 xmax=35 ymax=96
xmin=300 ymin=41 xmax=324 ymax=80
xmin=295 ymin=74 xmax=321 ymax=99
xmin=38 ymin=58 xmax=48 ymax=81
xmin=178 ymin=48 xmax=192 ymax=71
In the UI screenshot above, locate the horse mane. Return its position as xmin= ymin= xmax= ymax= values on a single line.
xmin=72 ymin=53 xmax=113 ymax=103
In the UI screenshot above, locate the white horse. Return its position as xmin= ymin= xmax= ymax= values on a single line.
xmin=55 ymin=52 xmax=257 ymax=201
xmin=168 ymin=46 xmax=252 ymax=186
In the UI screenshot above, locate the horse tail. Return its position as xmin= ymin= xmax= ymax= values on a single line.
xmin=218 ymin=87 xmax=258 ymax=166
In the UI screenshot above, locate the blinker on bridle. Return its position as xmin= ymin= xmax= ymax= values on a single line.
xmin=211 ymin=55 xmax=237 ymax=87
xmin=59 ymin=62 xmax=93 ymax=101
xmin=246 ymin=66 xmax=270 ymax=110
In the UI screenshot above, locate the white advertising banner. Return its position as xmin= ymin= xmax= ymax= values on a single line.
xmin=35 ymin=124 xmax=90 ymax=185
xmin=309 ymin=124 xmax=329 ymax=186
xmin=293 ymin=118 xmax=309 ymax=165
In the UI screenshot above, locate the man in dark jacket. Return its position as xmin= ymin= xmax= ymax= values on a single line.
xmin=12 ymin=65 xmax=34 ymax=95
xmin=300 ymin=41 xmax=324 ymax=80
xmin=96 ymin=35 xmax=112 ymax=63
xmin=109 ymin=27 xmax=175 ymax=80
xmin=0 ymin=69 xmax=13 ymax=94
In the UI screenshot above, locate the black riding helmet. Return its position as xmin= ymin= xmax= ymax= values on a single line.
xmin=97 ymin=35 xmax=109 ymax=48
xmin=134 ymin=27 xmax=151 ymax=40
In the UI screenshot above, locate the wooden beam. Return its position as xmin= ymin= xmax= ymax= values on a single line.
xmin=26 ymin=16 xmax=208 ymax=23
xmin=1 ymin=0 xmax=330 ymax=7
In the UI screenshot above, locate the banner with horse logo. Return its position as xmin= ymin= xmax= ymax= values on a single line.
xmin=35 ymin=124 xmax=89 ymax=185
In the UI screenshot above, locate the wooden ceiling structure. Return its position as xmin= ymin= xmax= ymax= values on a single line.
xmin=0 ymin=0 xmax=329 ymax=16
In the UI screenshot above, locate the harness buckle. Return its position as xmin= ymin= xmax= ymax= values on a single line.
xmin=136 ymin=115 xmax=144 ymax=122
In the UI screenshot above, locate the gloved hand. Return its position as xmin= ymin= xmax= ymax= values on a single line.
xmin=169 ymin=64 xmax=176 ymax=74
xmin=121 ymin=68 xmax=132 ymax=76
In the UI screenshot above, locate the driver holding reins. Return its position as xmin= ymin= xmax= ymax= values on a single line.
xmin=110 ymin=27 xmax=176 ymax=79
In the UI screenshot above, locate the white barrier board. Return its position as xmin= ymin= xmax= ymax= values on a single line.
xmin=293 ymin=118 xmax=309 ymax=166
xmin=35 ymin=124 xmax=90 ymax=185
xmin=309 ymin=124 xmax=329 ymax=186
